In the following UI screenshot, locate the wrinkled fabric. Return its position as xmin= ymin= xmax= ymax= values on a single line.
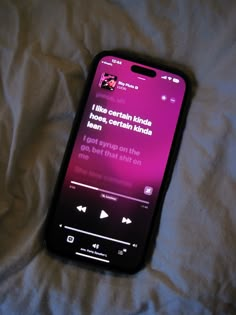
xmin=0 ymin=1 xmax=236 ymax=314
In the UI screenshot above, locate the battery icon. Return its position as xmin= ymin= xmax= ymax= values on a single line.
xmin=173 ymin=78 xmax=180 ymax=83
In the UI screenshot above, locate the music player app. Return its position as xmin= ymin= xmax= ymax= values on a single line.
xmin=48 ymin=55 xmax=187 ymax=270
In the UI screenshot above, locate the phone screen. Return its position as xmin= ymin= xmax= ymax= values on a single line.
xmin=46 ymin=53 xmax=187 ymax=272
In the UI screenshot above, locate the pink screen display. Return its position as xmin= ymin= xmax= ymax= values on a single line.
xmin=51 ymin=55 xmax=186 ymax=269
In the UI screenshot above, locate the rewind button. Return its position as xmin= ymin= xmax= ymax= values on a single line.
xmin=77 ymin=205 xmax=87 ymax=213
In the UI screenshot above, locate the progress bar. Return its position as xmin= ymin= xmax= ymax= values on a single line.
xmin=75 ymin=252 xmax=110 ymax=263
xmin=71 ymin=182 xmax=98 ymax=191
xmin=64 ymin=225 xmax=131 ymax=246
xmin=70 ymin=181 xmax=149 ymax=205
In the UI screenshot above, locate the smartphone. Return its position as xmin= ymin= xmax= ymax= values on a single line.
xmin=45 ymin=51 xmax=191 ymax=273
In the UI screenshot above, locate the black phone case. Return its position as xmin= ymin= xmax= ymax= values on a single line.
xmin=44 ymin=50 xmax=193 ymax=274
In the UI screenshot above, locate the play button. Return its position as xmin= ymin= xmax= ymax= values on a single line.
xmin=100 ymin=210 xmax=109 ymax=219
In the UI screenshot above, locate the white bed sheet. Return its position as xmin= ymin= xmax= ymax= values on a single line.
xmin=1 ymin=1 xmax=236 ymax=314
